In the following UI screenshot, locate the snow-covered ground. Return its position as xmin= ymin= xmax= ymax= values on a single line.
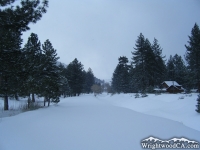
xmin=0 ymin=93 xmax=200 ymax=150
xmin=98 ymin=93 xmax=200 ymax=132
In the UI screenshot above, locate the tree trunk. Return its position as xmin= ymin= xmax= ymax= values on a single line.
xmin=44 ymin=97 xmax=46 ymax=106
xmin=32 ymin=93 xmax=35 ymax=102
xmin=4 ymin=94 xmax=9 ymax=110
xmin=15 ymin=94 xmax=19 ymax=101
xmin=27 ymin=96 xmax=31 ymax=109
xmin=4 ymin=76 xmax=9 ymax=110
xmin=48 ymin=98 xmax=50 ymax=107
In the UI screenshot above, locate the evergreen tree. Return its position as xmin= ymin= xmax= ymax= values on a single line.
xmin=185 ymin=23 xmax=200 ymax=91
xmin=0 ymin=29 xmax=22 ymax=108
xmin=112 ymin=56 xmax=130 ymax=93
xmin=166 ymin=55 xmax=175 ymax=81
xmin=166 ymin=54 xmax=187 ymax=86
xmin=131 ymin=34 xmax=166 ymax=93
xmin=131 ymin=33 xmax=145 ymax=93
xmin=112 ymin=64 xmax=121 ymax=93
xmin=0 ymin=0 xmax=48 ymax=110
xmin=143 ymin=38 xmax=156 ymax=88
xmin=0 ymin=0 xmax=15 ymax=6
xmin=184 ymin=68 xmax=194 ymax=93
xmin=66 ymin=58 xmax=84 ymax=96
xmin=151 ymin=38 xmax=166 ymax=87
xmin=131 ymin=33 xmax=154 ymax=93
xmin=128 ymin=67 xmax=138 ymax=93
xmin=40 ymin=39 xmax=61 ymax=105
xmin=22 ymin=33 xmax=42 ymax=102
xmin=57 ymin=63 xmax=71 ymax=97
xmin=173 ymin=54 xmax=187 ymax=85
xmin=83 ymin=68 xmax=95 ymax=94
xmin=0 ymin=0 xmax=48 ymax=32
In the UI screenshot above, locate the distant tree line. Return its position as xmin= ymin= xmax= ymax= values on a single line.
xmin=0 ymin=0 xmax=97 ymax=110
xmin=111 ymin=23 xmax=200 ymax=95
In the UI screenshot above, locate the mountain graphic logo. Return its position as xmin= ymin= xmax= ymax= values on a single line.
xmin=142 ymin=136 xmax=198 ymax=144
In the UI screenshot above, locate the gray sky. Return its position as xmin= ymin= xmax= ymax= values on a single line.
xmin=22 ymin=0 xmax=200 ymax=81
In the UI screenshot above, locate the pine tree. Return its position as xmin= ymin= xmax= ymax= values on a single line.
xmin=130 ymin=34 xmax=167 ymax=93
xmin=166 ymin=55 xmax=175 ymax=81
xmin=184 ymin=68 xmax=194 ymax=93
xmin=131 ymin=33 xmax=154 ymax=93
xmin=131 ymin=34 xmax=146 ymax=93
xmin=0 ymin=0 xmax=48 ymax=110
xmin=173 ymin=54 xmax=186 ymax=85
xmin=112 ymin=56 xmax=130 ymax=93
xmin=0 ymin=28 xmax=22 ymax=109
xmin=166 ymin=54 xmax=187 ymax=86
xmin=57 ymin=63 xmax=71 ymax=97
xmin=119 ymin=56 xmax=130 ymax=93
xmin=66 ymin=58 xmax=84 ymax=96
xmin=83 ymin=68 xmax=95 ymax=94
xmin=129 ymin=67 xmax=138 ymax=93
xmin=112 ymin=64 xmax=121 ymax=93
xmin=0 ymin=0 xmax=48 ymax=32
xmin=151 ymin=38 xmax=166 ymax=87
xmin=40 ymin=39 xmax=61 ymax=105
xmin=143 ymin=38 xmax=156 ymax=88
xmin=185 ymin=23 xmax=200 ymax=91
xmin=0 ymin=0 xmax=15 ymax=6
xmin=23 ymin=33 xmax=42 ymax=102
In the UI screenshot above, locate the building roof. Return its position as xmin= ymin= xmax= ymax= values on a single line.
xmin=162 ymin=81 xmax=181 ymax=87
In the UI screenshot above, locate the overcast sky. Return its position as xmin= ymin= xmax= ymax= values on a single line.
xmin=21 ymin=0 xmax=200 ymax=81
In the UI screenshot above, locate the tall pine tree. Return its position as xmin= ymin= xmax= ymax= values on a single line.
xmin=173 ymin=54 xmax=186 ymax=85
xmin=23 ymin=33 xmax=42 ymax=102
xmin=151 ymin=38 xmax=166 ymax=87
xmin=166 ymin=55 xmax=175 ymax=81
xmin=131 ymin=33 xmax=147 ymax=93
xmin=185 ymin=23 xmax=200 ymax=91
xmin=112 ymin=56 xmax=130 ymax=93
xmin=40 ymin=39 xmax=61 ymax=105
xmin=57 ymin=63 xmax=71 ymax=97
xmin=166 ymin=54 xmax=187 ymax=87
xmin=83 ymin=68 xmax=95 ymax=94
xmin=66 ymin=58 xmax=84 ymax=96
xmin=131 ymin=33 xmax=156 ymax=93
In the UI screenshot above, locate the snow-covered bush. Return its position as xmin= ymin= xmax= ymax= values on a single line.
xmin=135 ymin=93 xmax=140 ymax=98
xmin=178 ymin=96 xmax=184 ymax=100
xmin=141 ymin=93 xmax=148 ymax=98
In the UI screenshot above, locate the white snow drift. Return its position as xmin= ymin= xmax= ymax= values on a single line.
xmin=0 ymin=93 xmax=200 ymax=150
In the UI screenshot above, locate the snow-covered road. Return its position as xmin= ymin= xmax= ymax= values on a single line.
xmin=0 ymin=94 xmax=200 ymax=150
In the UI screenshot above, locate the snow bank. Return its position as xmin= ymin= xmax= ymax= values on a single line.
xmin=0 ymin=94 xmax=199 ymax=150
xmin=98 ymin=93 xmax=200 ymax=131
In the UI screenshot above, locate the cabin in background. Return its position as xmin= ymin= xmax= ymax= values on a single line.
xmin=161 ymin=81 xmax=184 ymax=93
